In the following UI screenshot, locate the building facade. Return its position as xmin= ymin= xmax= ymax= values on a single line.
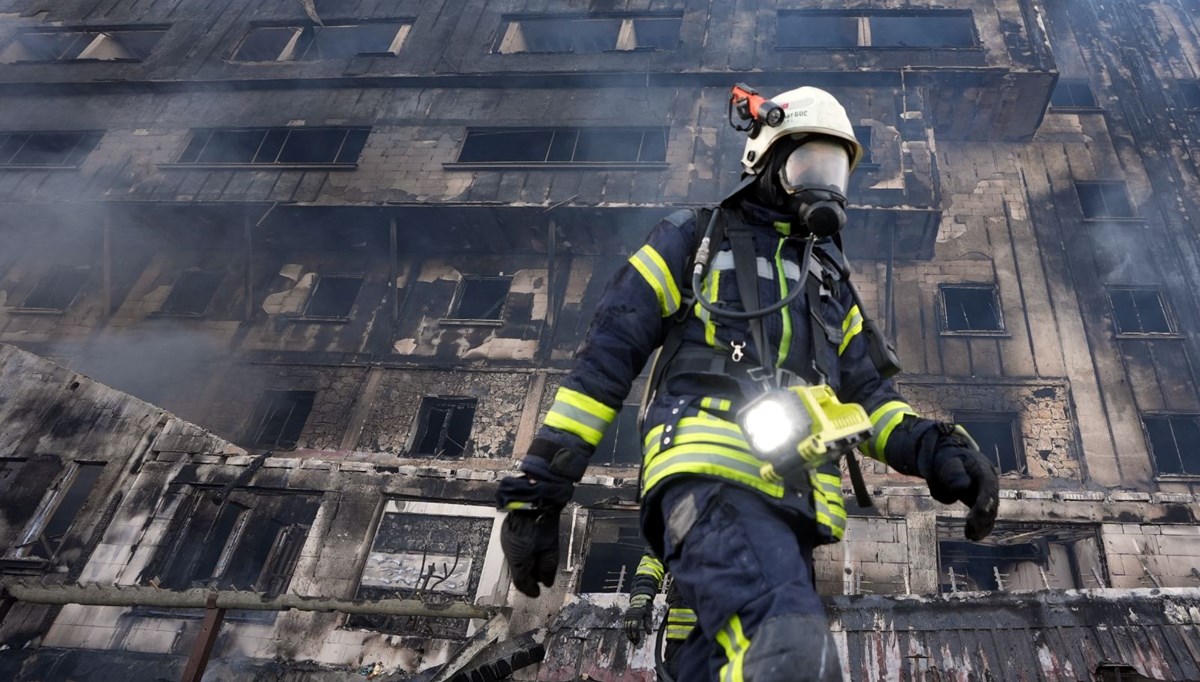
xmin=0 ymin=0 xmax=1198 ymax=679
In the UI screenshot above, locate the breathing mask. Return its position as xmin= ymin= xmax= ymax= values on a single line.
xmin=778 ymin=138 xmax=851 ymax=237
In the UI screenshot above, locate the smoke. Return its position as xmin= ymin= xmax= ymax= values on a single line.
xmin=1087 ymin=220 xmax=1158 ymax=284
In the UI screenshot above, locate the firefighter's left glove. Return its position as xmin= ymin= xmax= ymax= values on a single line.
xmin=495 ymin=439 xmax=587 ymax=598
xmin=922 ymin=424 xmax=999 ymax=542
xmin=623 ymin=594 xmax=654 ymax=645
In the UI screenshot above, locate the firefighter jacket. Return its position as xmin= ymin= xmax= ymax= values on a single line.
xmin=530 ymin=198 xmax=922 ymax=546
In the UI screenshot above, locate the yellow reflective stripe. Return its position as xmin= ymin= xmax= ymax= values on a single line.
xmin=629 ymin=244 xmax=681 ymax=317
xmin=504 ymin=501 xmax=533 ymax=511
xmin=774 ymin=238 xmax=792 ymax=368
xmin=717 ymin=614 xmax=750 ymax=682
xmin=636 ymin=554 xmax=665 ymax=581
xmin=666 ymin=626 xmax=694 ymax=640
xmin=701 ymin=397 xmax=732 ymax=412
xmin=543 ymin=387 xmax=618 ymax=446
xmin=694 ymin=269 xmax=720 ymax=347
xmin=641 ymin=444 xmax=784 ymax=498
xmin=811 ymin=470 xmax=846 ymax=539
xmin=644 ymin=417 xmax=747 ymax=459
xmin=863 ymin=400 xmax=916 ymax=461
xmin=839 ymin=305 xmax=864 ymax=356
xmin=667 ymin=608 xmax=697 ymax=624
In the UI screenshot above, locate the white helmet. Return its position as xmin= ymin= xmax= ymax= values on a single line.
xmin=740 ymin=86 xmax=863 ymax=175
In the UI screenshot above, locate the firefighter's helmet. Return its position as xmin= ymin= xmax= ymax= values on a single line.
xmin=741 ymin=87 xmax=864 ymax=175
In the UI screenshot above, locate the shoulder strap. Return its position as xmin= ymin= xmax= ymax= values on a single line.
xmin=725 ymin=222 xmax=773 ymax=379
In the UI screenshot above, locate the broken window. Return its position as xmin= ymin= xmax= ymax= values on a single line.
xmin=246 ymin=390 xmax=315 ymax=449
xmin=1076 ymin=181 xmax=1135 ymax=219
xmin=457 ymin=127 xmax=668 ymax=164
xmin=177 ymin=127 xmax=370 ymax=166
xmin=592 ymin=406 xmax=642 ymax=467
xmin=954 ymin=413 xmax=1024 ymax=474
xmin=938 ymin=521 xmax=1104 ymax=593
xmin=940 ymin=284 xmax=1003 ymax=332
xmin=1180 ymin=81 xmax=1200 ymax=110
xmin=1107 ymin=287 xmax=1173 ymax=335
xmin=146 ymin=487 xmax=318 ymax=595
xmin=12 ymin=462 xmax=106 ymax=560
xmin=1051 ymin=80 xmax=1098 ymax=109
xmin=233 ymin=22 xmax=410 ymax=61
xmin=0 ymin=28 xmax=166 ymax=63
xmin=349 ymin=501 xmax=499 ymax=639
xmin=449 ymin=276 xmax=511 ymax=320
xmin=412 ymin=397 xmax=476 ymax=457
xmin=1094 ymin=664 xmax=1164 ymax=682
xmin=159 ymin=270 xmax=223 ymax=316
xmin=778 ymin=11 xmax=976 ymax=48
xmin=496 ymin=15 xmax=681 ymax=53
xmin=0 ymin=457 xmax=63 ymax=559
xmin=0 ymin=132 xmax=102 ymax=168
xmin=20 ymin=267 xmax=89 ymax=312
xmin=1143 ymin=414 xmax=1200 ymax=476
xmin=578 ymin=509 xmax=643 ymax=593
xmin=303 ymin=274 xmax=362 ymax=319
xmin=852 ymin=126 xmax=874 ymax=165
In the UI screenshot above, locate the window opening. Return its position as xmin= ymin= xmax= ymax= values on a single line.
xmin=578 ymin=510 xmax=643 ymax=593
xmin=1051 ymin=81 xmax=1098 ymax=109
xmin=1180 ymin=81 xmax=1200 ymax=111
xmin=177 ymin=127 xmax=369 ymax=166
xmin=1143 ymin=414 xmax=1200 ymax=476
xmin=160 ymin=270 xmax=223 ymax=316
xmin=457 ymin=127 xmax=667 ymax=164
xmin=248 ymin=390 xmax=315 ymax=449
xmin=870 ymin=14 xmax=975 ymax=47
xmin=21 ymin=267 xmax=89 ymax=311
xmin=852 ymin=126 xmax=874 ymax=165
xmin=628 ymin=18 xmax=681 ymax=50
xmin=13 ymin=462 xmax=105 ymax=560
xmin=412 ymin=397 xmax=477 ymax=457
xmin=592 ymin=406 xmax=642 ymax=466
xmin=303 ymin=274 xmax=362 ymax=319
xmin=940 ymin=284 xmax=1003 ymax=332
xmin=938 ymin=522 xmax=1103 ymax=592
xmin=0 ymin=132 xmax=102 ymax=168
xmin=450 ymin=276 xmax=510 ymax=320
xmin=234 ymin=23 xmax=409 ymax=61
xmin=954 ymin=413 xmax=1023 ymax=474
xmin=1 ymin=28 xmax=166 ymax=63
xmin=1107 ymin=287 xmax=1172 ymax=334
xmin=1076 ymin=182 xmax=1135 ymax=219
xmin=778 ymin=11 xmax=975 ymax=49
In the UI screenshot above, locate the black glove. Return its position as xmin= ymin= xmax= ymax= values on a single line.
xmin=623 ymin=593 xmax=654 ymax=645
xmin=923 ymin=424 xmax=1000 ymax=541
xmin=499 ymin=507 xmax=562 ymax=598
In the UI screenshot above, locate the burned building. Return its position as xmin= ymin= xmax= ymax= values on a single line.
xmin=0 ymin=0 xmax=1198 ymax=679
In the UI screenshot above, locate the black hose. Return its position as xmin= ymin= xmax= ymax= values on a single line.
xmin=653 ymin=610 xmax=676 ymax=682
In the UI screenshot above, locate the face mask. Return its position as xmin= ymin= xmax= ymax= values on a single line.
xmin=777 ymin=138 xmax=851 ymax=237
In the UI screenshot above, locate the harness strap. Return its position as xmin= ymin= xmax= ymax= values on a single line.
xmin=725 ymin=224 xmax=774 ymax=383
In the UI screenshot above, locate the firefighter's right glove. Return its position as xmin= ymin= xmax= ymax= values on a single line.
xmin=495 ymin=440 xmax=586 ymax=598
xmin=623 ymin=594 xmax=654 ymax=645
xmin=922 ymin=424 xmax=1000 ymax=542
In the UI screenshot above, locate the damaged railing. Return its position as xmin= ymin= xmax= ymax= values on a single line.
xmin=0 ymin=579 xmax=506 ymax=682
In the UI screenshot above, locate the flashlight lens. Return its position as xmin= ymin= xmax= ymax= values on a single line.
xmin=766 ymin=107 xmax=785 ymax=127
xmin=741 ymin=399 xmax=797 ymax=454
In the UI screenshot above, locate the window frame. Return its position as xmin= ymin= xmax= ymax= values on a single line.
xmin=443 ymin=275 xmax=512 ymax=324
xmin=409 ymin=396 xmax=478 ymax=458
xmin=0 ymin=131 xmax=104 ymax=169
xmin=1049 ymin=79 xmax=1102 ymax=112
xmin=1075 ymin=181 xmax=1138 ymax=221
xmin=299 ymin=273 xmax=364 ymax=321
xmin=0 ymin=26 xmax=169 ymax=63
xmin=936 ymin=520 xmax=1105 ymax=593
xmin=576 ymin=508 xmax=644 ymax=594
xmin=495 ymin=12 xmax=683 ymax=54
xmin=151 ymin=269 xmax=225 ymax=318
xmin=6 ymin=461 xmax=106 ymax=562
xmin=15 ymin=266 xmax=91 ymax=314
xmin=1178 ymin=80 xmax=1200 ymax=112
xmin=591 ymin=404 xmax=643 ymax=467
xmin=246 ymin=390 xmax=316 ymax=449
xmin=938 ymin=283 xmax=1006 ymax=336
xmin=230 ymin=20 xmax=413 ymax=62
xmin=167 ymin=126 xmax=370 ymax=170
xmin=1141 ymin=413 xmax=1200 ymax=478
xmin=953 ymin=411 xmax=1025 ymax=476
xmin=449 ymin=126 xmax=669 ymax=170
xmin=1105 ymin=286 xmax=1178 ymax=338
xmin=776 ymin=10 xmax=979 ymax=50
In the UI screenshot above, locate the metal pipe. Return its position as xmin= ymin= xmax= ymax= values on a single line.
xmin=2 ymin=582 xmax=501 ymax=619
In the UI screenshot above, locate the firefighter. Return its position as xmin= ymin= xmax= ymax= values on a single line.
xmin=496 ymin=85 xmax=999 ymax=681
xmin=623 ymin=549 xmax=694 ymax=680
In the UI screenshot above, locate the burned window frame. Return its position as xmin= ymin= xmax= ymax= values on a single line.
xmin=17 ymin=266 xmax=91 ymax=313
xmin=938 ymin=283 xmax=1005 ymax=335
xmin=300 ymin=273 xmax=364 ymax=321
xmin=1050 ymin=80 xmax=1101 ymax=111
xmin=1075 ymin=181 xmax=1137 ymax=220
xmin=1178 ymin=80 xmax=1200 ymax=111
xmin=6 ymin=461 xmax=106 ymax=563
xmin=591 ymin=404 xmax=643 ymax=468
xmin=953 ymin=411 xmax=1025 ymax=475
xmin=410 ymin=396 xmax=478 ymax=458
xmin=1142 ymin=413 xmax=1200 ymax=478
xmin=0 ymin=26 xmax=168 ymax=63
xmin=347 ymin=500 xmax=504 ymax=639
xmin=776 ymin=10 xmax=979 ymax=50
xmin=444 ymin=275 xmax=512 ymax=322
xmin=494 ymin=12 xmax=684 ymax=54
xmin=173 ymin=126 xmax=370 ymax=168
xmin=0 ymin=131 xmax=103 ymax=169
xmin=245 ymin=389 xmax=316 ymax=449
xmin=577 ymin=508 xmax=644 ymax=594
xmin=452 ymin=127 xmax=669 ymax=168
xmin=153 ymin=269 xmax=225 ymax=317
xmin=231 ymin=20 xmax=413 ymax=62
xmin=1105 ymin=286 xmax=1176 ymax=337
xmin=851 ymin=125 xmax=877 ymax=168
xmin=937 ymin=520 xmax=1107 ymax=593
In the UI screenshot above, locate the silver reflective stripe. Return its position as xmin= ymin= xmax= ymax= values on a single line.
xmin=643 ymin=449 xmax=767 ymax=486
xmin=711 ymin=251 xmax=802 ymax=282
xmin=550 ymin=401 xmax=610 ymax=438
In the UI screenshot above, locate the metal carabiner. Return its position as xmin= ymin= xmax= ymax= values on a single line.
xmin=731 ymin=341 xmax=746 ymax=362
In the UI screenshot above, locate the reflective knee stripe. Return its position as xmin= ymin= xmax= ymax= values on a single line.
xmin=810 ymin=471 xmax=846 ymax=540
xmin=629 ymin=244 xmax=681 ymax=317
xmin=642 ymin=416 xmax=784 ymax=497
xmin=666 ymin=607 xmax=697 ymax=640
xmin=839 ymin=305 xmax=864 ymax=355
xmin=543 ymin=386 xmax=618 ymax=446
xmin=862 ymin=400 xmax=917 ymax=462
xmin=694 ymin=269 xmax=721 ymax=347
xmin=717 ymin=614 xmax=750 ymax=682
xmin=636 ymin=554 xmax=665 ymax=582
